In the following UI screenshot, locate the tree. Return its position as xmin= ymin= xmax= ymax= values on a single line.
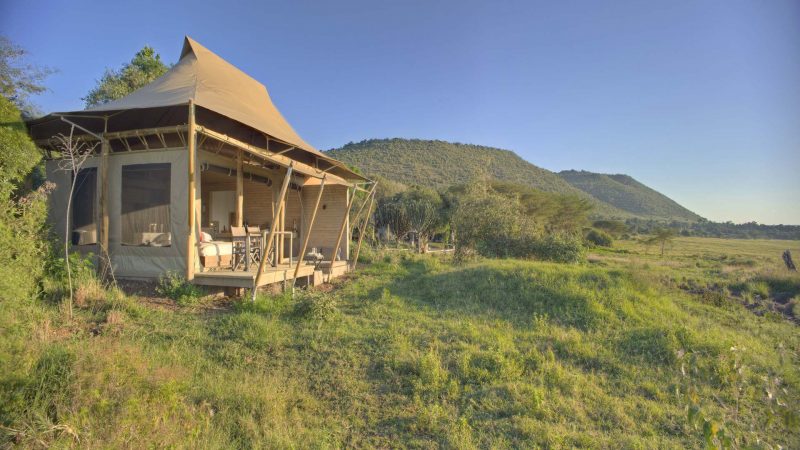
xmin=83 ymin=46 xmax=169 ymax=107
xmin=374 ymin=187 xmax=444 ymax=252
xmin=0 ymin=36 xmax=53 ymax=118
xmin=646 ymin=228 xmax=677 ymax=257
xmin=55 ymin=127 xmax=98 ymax=318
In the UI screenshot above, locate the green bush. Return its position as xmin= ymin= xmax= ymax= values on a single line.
xmin=585 ymin=229 xmax=613 ymax=247
xmin=293 ymin=289 xmax=338 ymax=321
xmin=156 ymin=271 xmax=202 ymax=306
xmin=452 ymin=182 xmax=588 ymax=263
xmin=0 ymin=96 xmax=50 ymax=304
xmin=529 ymin=234 xmax=585 ymax=263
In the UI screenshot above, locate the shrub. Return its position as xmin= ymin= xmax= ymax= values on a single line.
xmin=0 ymin=97 xmax=50 ymax=304
xmin=156 ymin=271 xmax=202 ymax=306
xmin=585 ymin=229 xmax=613 ymax=247
xmin=700 ymin=289 xmax=728 ymax=307
xmin=529 ymin=234 xmax=585 ymax=263
xmin=356 ymin=243 xmax=377 ymax=264
xmin=293 ymin=289 xmax=338 ymax=321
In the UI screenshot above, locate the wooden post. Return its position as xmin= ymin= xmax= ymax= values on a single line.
xmin=333 ymin=184 xmax=374 ymax=265
xmin=330 ymin=187 xmax=354 ymax=264
xmin=99 ymin=141 xmax=109 ymax=253
xmin=98 ymin=117 xmax=109 ymax=256
xmin=235 ymin=149 xmax=244 ymax=227
xmin=352 ymin=187 xmax=376 ymax=270
xmin=292 ymin=175 xmax=326 ymax=289
xmin=186 ymin=101 xmax=197 ymax=281
xmin=252 ymin=165 xmax=293 ymax=299
xmin=278 ymin=194 xmax=285 ymax=266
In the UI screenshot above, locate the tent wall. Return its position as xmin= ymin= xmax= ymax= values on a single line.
xmin=199 ymin=150 xmax=275 ymax=230
xmin=301 ymin=185 xmax=349 ymax=259
xmin=45 ymin=158 xmax=100 ymax=253
xmin=46 ymin=149 xmax=189 ymax=279
xmin=108 ymin=148 xmax=189 ymax=278
xmin=45 ymin=145 xmax=355 ymax=281
xmin=284 ymin=189 xmax=304 ymax=256
xmin=199 ymin=170 xmax=274 ymax=230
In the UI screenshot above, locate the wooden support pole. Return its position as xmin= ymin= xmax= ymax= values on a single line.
xmin=278 ymin=192 xmax=285 ymax=266
xmin=330 ymin=187 xmax=354 ymax=264
xmin=292 ymin=175 xmax=326 ymax=289
xmin=186 ymin=101 xmax=197 ymax=281
xmin=252 ymin=165 xmax=293 ymax=300
xmin=235 ymin=149 xmax=244 ymax=227
xmin=331 ymin=186 xmax=375 ymax=268
xmin=352 ymin=186 xmax=376 ymax=270
xmin=195 ymin=126 xmax=355 ymax=185
xmin=99 ymin=128 xmax=109 ymax=254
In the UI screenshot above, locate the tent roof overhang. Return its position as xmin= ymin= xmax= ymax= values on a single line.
xmin=26 ymin=36 xmax=368 ymax=183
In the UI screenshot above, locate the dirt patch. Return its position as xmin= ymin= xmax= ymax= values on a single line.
xmin=117 ymin=279 xmax=161 ymax=298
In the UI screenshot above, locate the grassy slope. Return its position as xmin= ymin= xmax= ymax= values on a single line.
xmin=559 ymin=170 xmax=702 ymax=222
xmin=327 ymin=138 xmax=629 ymax=218
xmin=2 ymin=239 xmax=799 ymax=448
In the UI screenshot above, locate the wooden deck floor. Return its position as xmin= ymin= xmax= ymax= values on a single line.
xmin=193 ymin=262 xmax=316 ymax=288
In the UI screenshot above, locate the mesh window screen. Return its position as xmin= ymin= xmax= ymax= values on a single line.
xmin=121 ymin=163 xmax=172 ymax=246
xmin=71 ymin=168 xmax=97 ymax=245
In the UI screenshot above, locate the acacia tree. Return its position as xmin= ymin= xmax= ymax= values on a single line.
xmin=83 ymin=46 xmax=169 ymax=107
xmin=55 ymin=127 xmax=98 ymax=318
xmin=647 ymin=227 xmax=677 ymax=257
xmin=0 ymin=36 xmax=54 ymax=117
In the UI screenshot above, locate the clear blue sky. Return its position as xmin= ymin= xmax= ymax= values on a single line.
xmin=3 ymin=0 xmax=798 ymax=224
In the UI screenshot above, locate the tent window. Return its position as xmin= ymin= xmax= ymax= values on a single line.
xmin=71 ymin=168 xmax=97 ymax=245
xmin=121 ymin=163 xmax=172 ymax=246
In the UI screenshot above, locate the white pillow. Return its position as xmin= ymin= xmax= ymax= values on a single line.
xmin=201 ymin=231 xmax=213 ymax=242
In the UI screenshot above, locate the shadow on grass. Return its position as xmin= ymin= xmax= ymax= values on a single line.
xmin=380 ymin=259 xmax=610 ymax=330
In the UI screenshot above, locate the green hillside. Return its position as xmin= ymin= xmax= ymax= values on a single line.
xmin=327 ymin=139 xmax=628 ymax=218
xmin=559 ymin=170 xmax=702 ymax=222
xmin=327 ymin=138 xmax=703 ymax=221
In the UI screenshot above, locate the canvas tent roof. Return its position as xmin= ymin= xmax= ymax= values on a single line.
xmin=28 ymin=37 xmax=365 ymax=182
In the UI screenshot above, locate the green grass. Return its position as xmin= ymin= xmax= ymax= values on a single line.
xmin=2 ymin=238 xmax=799 ymax=448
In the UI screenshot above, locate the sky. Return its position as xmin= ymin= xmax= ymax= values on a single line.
xmin=2 ymin=0 xmax=798 ymax=224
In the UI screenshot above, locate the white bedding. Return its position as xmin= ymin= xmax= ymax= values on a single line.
xmin=199 ymin=241 xmax=233 ymax=257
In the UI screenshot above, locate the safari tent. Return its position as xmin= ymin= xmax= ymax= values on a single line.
xmin=27 ymin=37 xmax=375 ymax=291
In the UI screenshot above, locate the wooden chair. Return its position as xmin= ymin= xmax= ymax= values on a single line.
xmin=247 ymin=226 xmax=262 ymax=267
xmin=230 ymin=226 xmax=247 ymax=271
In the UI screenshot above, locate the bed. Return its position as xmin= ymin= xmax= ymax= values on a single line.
xmin=199 ymin=240 xmax=233 ymax=268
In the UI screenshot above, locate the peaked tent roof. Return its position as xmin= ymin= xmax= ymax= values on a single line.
xmin=28 ymin=37 xmax=366 ymax=181
xmin=84 ymin=37 xmax=318 ymax=156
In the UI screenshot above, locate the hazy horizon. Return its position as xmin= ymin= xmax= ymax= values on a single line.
xmin=2 ymin=0 xmax=798 ymax=224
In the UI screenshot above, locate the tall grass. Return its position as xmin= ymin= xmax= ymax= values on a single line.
xmin=1 ymin=244 xmax=798 ymax=447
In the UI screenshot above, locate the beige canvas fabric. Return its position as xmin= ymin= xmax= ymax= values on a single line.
xmin=45 ymin=148 xmax=191 ymax=278
xmin=85 ymin=37 xmax=318 ymax=156
xmin=30 ymin=37 xmax=365 ymax=181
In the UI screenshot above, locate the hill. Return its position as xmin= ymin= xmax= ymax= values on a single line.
xmin=327 ymin=138 xmax=702 ymax=221
xmin=559 ymin=170 xmax=702 ymax=222
xmin=327 ymin=138 xmax=629 ymax=218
